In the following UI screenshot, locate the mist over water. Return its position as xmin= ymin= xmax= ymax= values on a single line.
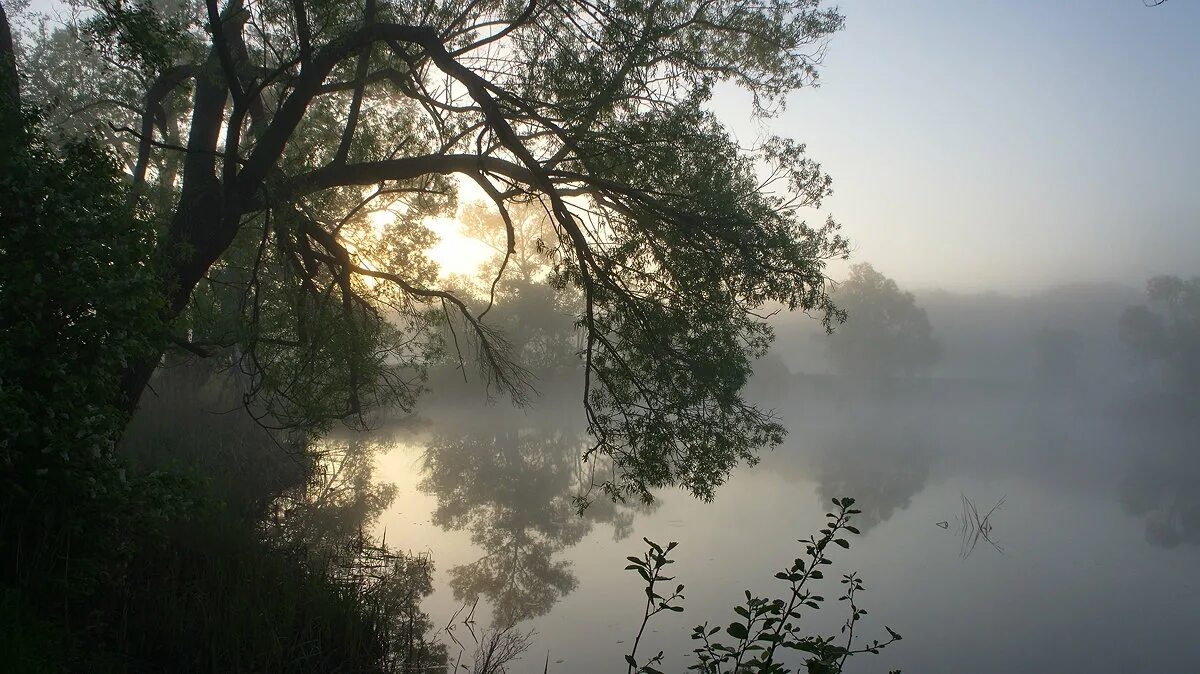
xmin=314 ymin=278 xmax=1200 ymax=673
xmin=116 ymin=272 xmax=1200 ymax=672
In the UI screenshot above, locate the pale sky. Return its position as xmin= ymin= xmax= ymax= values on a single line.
xmin=21 ymin=0 xmax=1200 ymax=293
xmin=712 ymin=0 xmax=1200 ymax=293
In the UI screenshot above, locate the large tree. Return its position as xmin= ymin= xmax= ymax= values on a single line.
xmin=11 ymin=0 xmax=849 ymax=501
xmin=826 ymin=263 xmax=940 ymax=379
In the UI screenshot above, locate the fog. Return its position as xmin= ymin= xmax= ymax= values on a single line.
xmin=118 ymin=265 xmax=1200 ymax=672
xmin=362 ymin=275 xmax=1200 ymax=672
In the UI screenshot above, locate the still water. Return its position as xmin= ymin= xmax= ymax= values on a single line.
xmin=356 ymin=379 xmax=1200 ymax=673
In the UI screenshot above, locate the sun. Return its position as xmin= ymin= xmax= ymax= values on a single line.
xmin=423 ymin=216 xmax=495 ymax=278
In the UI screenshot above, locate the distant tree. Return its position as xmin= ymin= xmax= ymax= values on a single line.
xmin=826 ymin=263 xmax=940 ymax=378
xmin=1119 ymin=275 xmax=1200 ymax=387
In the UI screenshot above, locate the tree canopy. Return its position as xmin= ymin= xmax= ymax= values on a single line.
xmin=825 ymin=263 xmax=940 ymax=378
xmin=12 ymin=0 xmax=850 ymax=501
xmin=1119 ymin=275 xmax=1200 ymax=388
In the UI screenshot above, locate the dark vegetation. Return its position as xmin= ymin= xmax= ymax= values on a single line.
xmin=0 ymin=0 xmax=910 ymax=671
xmin=622 ymin=499 xmax=900 ymax=674
xmin=0 ymin=104 xmax=445 ymax=669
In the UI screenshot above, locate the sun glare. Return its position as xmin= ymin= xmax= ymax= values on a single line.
xmin=424 ymin=217 xmax=495 ymax=277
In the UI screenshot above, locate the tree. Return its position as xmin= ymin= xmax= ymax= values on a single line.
xmin=826 ymin=263 xmax=940 ymax=378
xmin=0 ymin=18 xmax=165 ymax=524
xmin=15 ymin=0 xmax=850 ymax=501
xmin=1119 ymin=275 xmax=1200 ymax=387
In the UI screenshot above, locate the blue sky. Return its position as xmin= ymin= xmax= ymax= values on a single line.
xmin=713 ymin=0 xmax=1200 ymax=292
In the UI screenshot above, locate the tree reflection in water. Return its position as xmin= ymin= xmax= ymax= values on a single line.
xmin=1118 ymin=399 xmax=1200 ymax=548
xmin=812 ymin=426 xmax=933 ymax=534
xmin=420 ymin=422 xmax=653 ymax=627
xmin=271 ymin=438 xmax=398 ymax=556
xmin=271 ymin=437 xmax=448 ymax=669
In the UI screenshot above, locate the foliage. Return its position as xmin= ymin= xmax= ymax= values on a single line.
xmin=117 ymin=368 xmax=448 ymax=672
xmin=826 ymin=264 xmax=940 ymax=379
xmin=17 ymin=0 xmax=852 ymax=502
xmin=0 ymin=102 xmax=443 ymax=667
xmin=0 ymin=98 xmax=185 ymax=667
xmin=0 ymin=103 xmax=163 ymax=487
xmin=624 ymin=499 xmax=901 ymax=674
xmin=1119 ymin=275 xmax=1200 ymax=387
xmin=111 ymin=503 xmax=446 ymax=673
xmin=419 ymin=420 xmax=650 ymax=627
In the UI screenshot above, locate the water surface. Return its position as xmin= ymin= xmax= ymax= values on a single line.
xmin=363 ymin=379 xmax=1200 ymax=672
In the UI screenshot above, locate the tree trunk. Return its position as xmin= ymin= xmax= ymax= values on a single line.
xmin=0 ymin=1 xmax=18 ymax=111
xmin=118 ymin=190 xmax=239 ymax=416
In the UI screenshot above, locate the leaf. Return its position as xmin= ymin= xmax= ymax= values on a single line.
xmin=833 ymin=539 xmax=850 ymax=548
xmin=885 ymin=626 xmax=903 ymax=641
xmin=727 ymin=622 xmax=749 ymax=640
xmin=625 ymin=655 xmax=637 ymax=667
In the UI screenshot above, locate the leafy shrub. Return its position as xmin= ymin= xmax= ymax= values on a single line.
xmin=624 ymin=498 xmax=901 ymax=674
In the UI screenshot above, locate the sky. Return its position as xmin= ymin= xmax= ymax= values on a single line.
xmin=21 ymin=0 xmax=1200 ymax=292
xmin=711 ymin=0 xmax=1200 ymax=293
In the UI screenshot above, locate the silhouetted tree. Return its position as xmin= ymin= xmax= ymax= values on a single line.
xmin=15 ymin=0 xmax=850 ymax=500
xmin=826 ymin=263 xmax=940 ymax=379
xmin=1119 ymin=275 xmax=1200 ymax=388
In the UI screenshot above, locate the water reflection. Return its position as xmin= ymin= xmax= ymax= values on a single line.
xmin=271 ymin=438 xmax=398 ymax=555
xmin=810 ymin=424 xmax=934 ymax=534
xmin=419 ymin=421 xmax=652 ymax=627
xmin=1117 ymin=398 xmax=1200 ymax=548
